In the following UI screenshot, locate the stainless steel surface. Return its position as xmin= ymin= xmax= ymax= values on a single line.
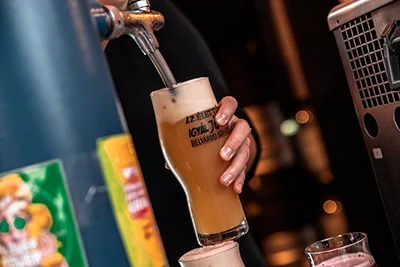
xmin=148 ymin=50 xmax=177 ymax=88
xmin=372 ymin=1 xmax=400 ymax=39
xmin=102 ymin=1 xmax=177 ymax=88
xmin=128 ymin=0 xmax=151 ymax=12
xmin=104 ymin=5 xmax=125 ymax=39
xmin=124 ymin=11 xmax=164 ymax=54
xmin=338 ymin=12 xmax=398 ymax=109
xmin=328 ymin=0 xmax=400 ymax=261
xmin=103 ymin=6 xmax=164 ymax=55
xmin=327 ymin=0 xmax=395 ymax=31
xmin=377 ymin=2 xmax=400 ymax=90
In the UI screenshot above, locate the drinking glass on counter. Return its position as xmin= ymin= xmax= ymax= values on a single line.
xmin=150 ymin=77 xmax=248 ymax=246
xmin=305 ymin=232 xmax=377 ymax=267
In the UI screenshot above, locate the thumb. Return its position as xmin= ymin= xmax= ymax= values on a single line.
xmin=97 ymin=0 xmax=128 ymax=9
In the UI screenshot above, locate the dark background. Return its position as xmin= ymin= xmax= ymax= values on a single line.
xmin=168 ymin=0 xmax=398 ymax=266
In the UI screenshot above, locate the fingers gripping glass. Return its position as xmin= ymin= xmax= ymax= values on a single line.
xmin=151 ymin=77 xmax=249 ymax=246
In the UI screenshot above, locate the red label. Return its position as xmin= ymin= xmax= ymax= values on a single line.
xmin=122 ymin=166 xmax=150 ymax=219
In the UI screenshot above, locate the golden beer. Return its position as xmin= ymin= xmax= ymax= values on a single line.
xmin=151 ymin=77 xmax=248 ymax=246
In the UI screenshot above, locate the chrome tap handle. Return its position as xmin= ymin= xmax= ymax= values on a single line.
xmin=97 ymin=3 xmax=164 ymax=55
xmin=128 ymin=0 xmax=151 ymax=11
xmin=90 ymin=0 xmax=176 ymax=87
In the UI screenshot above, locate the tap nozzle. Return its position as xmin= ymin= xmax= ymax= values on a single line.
xmin=102 ymin=3 xmax=164 ymax=55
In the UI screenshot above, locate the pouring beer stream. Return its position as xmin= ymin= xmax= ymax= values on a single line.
xmin=92 ymin=0 xmax=178 ymax=88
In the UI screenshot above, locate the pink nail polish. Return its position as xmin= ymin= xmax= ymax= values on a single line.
xmin=222 ymin=147 xmax=232 ymax=160
xmin=222 ymin=173 xmax=233 ymax=186
xmin=216 ymin=113 xmax=227 ymax=125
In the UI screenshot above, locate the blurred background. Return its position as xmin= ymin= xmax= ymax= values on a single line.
xmin=169 ymin=0 xmax=398 ymax=266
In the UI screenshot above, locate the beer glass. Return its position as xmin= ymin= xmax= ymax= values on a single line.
xmin=305 ymin=232 xmax=377 ymax=267
xmin=178 ymin=241 xmax=245 ymax=267
xmin=150 ymin=77 xmax=248 ymax=246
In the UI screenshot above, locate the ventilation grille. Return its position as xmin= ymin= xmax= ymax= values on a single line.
xmin=341 ymin=13 xmax=400 ymax=109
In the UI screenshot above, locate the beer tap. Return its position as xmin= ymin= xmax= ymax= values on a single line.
xmin=90 ymin=0 xmax=177 ymax=88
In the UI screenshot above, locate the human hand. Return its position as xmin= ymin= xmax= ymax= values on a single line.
xmin=164 ymin=96 xmax=257 ymax=194
xmin=216 ymin=96 xmax=256 ymax=194
xmin=97 ymin=0 xmax=127 ymax=9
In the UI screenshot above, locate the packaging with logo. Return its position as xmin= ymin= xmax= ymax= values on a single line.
xmin=0 ymin=161 xmax=87 ymax=267
xmin=97 ymin=134 xmax=168 ymax=267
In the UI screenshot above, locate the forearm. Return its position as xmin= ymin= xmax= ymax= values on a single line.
xmin=101 ymin=41 xmax=109 ymax=51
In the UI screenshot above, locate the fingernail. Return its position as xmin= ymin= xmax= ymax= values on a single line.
xmin=222 ymin=173 xmax=233 ymax=186
xmin=216 ymin=113 xmax=227 ymax=125
xmin=237 ymin=183 xmax=243 ymax=193
xmin=221 ymin=147 xmax=233 ymax=160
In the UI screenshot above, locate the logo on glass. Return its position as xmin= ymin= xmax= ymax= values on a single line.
xmin=186 ymin=107 xmax=230 ymax=148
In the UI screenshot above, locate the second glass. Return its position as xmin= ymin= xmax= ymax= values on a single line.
xmin=305 ymin=232 xmax=377 ymax=267
xmin=150 ymin=77 xmax=248 ymax=246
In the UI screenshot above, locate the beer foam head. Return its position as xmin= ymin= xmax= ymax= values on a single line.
xmin=150 ymin=77 xmax=217 ymax=124
xmin=179 ymin=241 xmax=237 ymax=262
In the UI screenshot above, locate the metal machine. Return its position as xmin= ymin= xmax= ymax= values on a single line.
xmin=328 ymin=0 xmax=400 ymax=260
xmin=0 ymin=0 xmax=173 ymax=266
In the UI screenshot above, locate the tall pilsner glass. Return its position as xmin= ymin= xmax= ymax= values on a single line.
xmin=150 ymin=77 xmax=248 ymax=246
